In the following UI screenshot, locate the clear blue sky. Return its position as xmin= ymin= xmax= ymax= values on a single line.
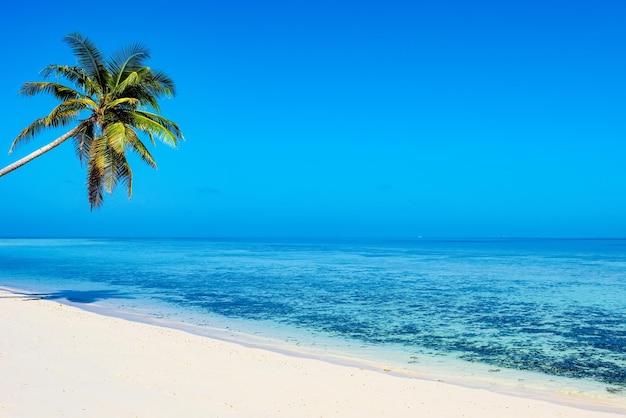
xmin=1 ymin=0 xmax=625 ymax=238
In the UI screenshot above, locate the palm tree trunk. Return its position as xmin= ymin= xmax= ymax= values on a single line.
xmin=0 ymin=126 xmax=81 ymax=178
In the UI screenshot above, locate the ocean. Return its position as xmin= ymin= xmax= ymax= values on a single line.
xmin=1 ymin=238 xmax=625 ymax=404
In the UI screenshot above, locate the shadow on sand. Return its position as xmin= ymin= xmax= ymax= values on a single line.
xmin=1 ymin=289 xmax=132 ymax=304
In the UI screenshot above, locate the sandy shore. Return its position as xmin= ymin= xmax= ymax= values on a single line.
xmin=0 ymin=291 xmax=623 ymax=417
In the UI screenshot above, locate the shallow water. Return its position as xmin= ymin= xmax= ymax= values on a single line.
xmin=1 ymin=238 xmax=625 ymax=402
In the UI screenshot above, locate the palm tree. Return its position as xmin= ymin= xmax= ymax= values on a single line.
xmin=0 ymin=32 xmax=183 ymax=209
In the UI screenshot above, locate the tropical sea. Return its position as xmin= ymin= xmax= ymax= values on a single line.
xmin=1 ymin=238 xmax=625 ymax=406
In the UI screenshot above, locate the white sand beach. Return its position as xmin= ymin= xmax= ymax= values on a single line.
xmin=0 ymin=290 xmax=623 ymax=417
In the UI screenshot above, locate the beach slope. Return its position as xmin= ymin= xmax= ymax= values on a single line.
xmin=0 ymin=291 xmax=622 ymax=417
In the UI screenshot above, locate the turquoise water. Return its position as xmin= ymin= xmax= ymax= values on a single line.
xmin=1 ymin=238 xmax=625 ymax=402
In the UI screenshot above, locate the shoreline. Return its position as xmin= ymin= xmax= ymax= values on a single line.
xmin=67 ymin=295 xmax=626 ymax=411
xmin=1 ymin=290 xmax=624 ymax=417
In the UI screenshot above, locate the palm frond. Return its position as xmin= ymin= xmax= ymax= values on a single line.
xmin=39 ymin=65 xmax=101 ymax=97
xmin=72 ymin=123 xmax=94 ymax=164
xmin=128 ymin=88 xmax=161 ymax=111
xmin=107 ymin=97 xmax=140 ymax=109
xmin=131 ymin=110 xmax=183 ymax=147
xmin=44 ymin=99 xmax=93 ymax=126
xmin=110 ymin=70 xmax=144 ymax=98
xmin=63 ymin=33 xmax=109 ymax=93
xmin=129 ymin=69 xmax=176 ymax=107
xmin=109 ymin=68 xmax=176 ymax=112
xmin=43 ymin=109 xmax=82 ymax=129
xmin=108 ymin=44 xmax=150 ymax=87
xmin=89 ymin=134 xmax=115 ymax=195
xmin=97 ymin=123 xmax=135 ymax=198
xmin=87 ymin=158 xmax=104 ymax=209
xmin=124 ymin=125 xmax=157 ymax=169
xmin=19 ymin=81 xmax=83 ymax=102
xmin=114 ymin=156 xmax=133 ymax=198
xmin=41 ymin=64 xmax=82 ymax=81
xmin=146 ymin=130 xmax=156 ymax=146
xmin=143 ymin=69 xmax=176 ymax=97
xmin=9 ymin=118 xmax=48 ymax=152
xmin=104 ymin=122 xmax=127 ymax=155
xmin=96 ymin=143 xmax=132 ymax=197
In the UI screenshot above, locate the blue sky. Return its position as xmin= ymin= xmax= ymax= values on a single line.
xmin=0 ymin=0 xmax=625 ymax=238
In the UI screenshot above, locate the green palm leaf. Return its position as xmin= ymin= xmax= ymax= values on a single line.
xmin=40 ymin=65 xmax=102 ymax=96
xmin=19 ymin=82 xmax=83 ymax=101
xmin=123 ymin=125 xmax=157 ymax=169
xmin=63 ymin=32 xmax=108 ymax=91
xmin=131 ymin=110 xmax=183 ymax=146
xmin=109 ymin=44 xmax=150 ymax=87
xmin=72 ymin=123 xmax=94 ymax=163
